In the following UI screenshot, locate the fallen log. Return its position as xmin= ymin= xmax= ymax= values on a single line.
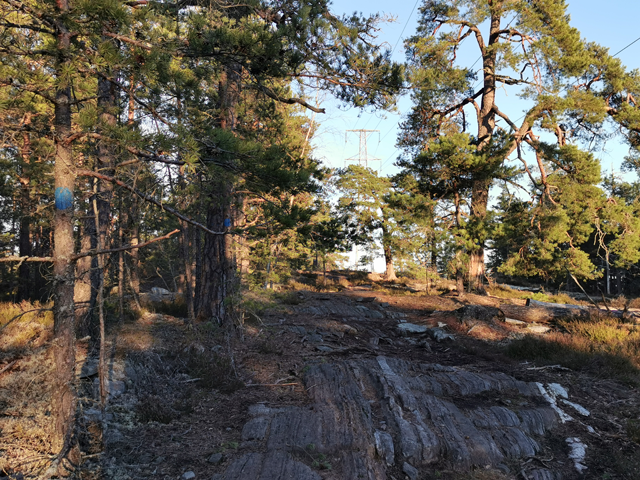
xmin=526 ymin=299 xmax=590 ymax=310
xmin=501 ymin=304 xmax=589 ymax=324
xmin=500 ymin=302 xmax=625 ymax=324
xmin=527 ymin=298 xmax=631 ymax=319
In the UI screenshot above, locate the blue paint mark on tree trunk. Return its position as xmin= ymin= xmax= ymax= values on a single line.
xmin=55 ymin=187 xmax=73 ymax=210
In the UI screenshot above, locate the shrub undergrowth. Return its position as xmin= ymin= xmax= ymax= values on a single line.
xmin=486 ymin=285 xmax=584 ymax=305
xmin=506 ymin=317 xmax=640 ymax=384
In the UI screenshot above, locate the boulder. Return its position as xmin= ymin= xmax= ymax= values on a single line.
xmin=396 ymin=323 xmax=428 ymax=335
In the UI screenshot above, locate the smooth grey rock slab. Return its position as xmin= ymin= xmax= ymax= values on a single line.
xmin=223 ymin=357 xmax=569 ymax=479
xmin=374 ymin=430 xmax=395 ymax=466
xmin=222 ymin=452 xmax=321 ymax=480
xmin=505 ymin=317 xmax=527 ymax=326
xmin=298 ymin=301 xmax=387 ymax=319
xmin=429 ymin=327 xmax=454 ymax=342
xmin=306 ymin=333 xmax=323 ymax=343
xmin=396 ymin=323 xmax=428 ymax=335
xmin=527 ymin=325 xmax=552 ymax=334
xmin=287 ymin=326 xmax=307 ymax=335
xmin=207 ymin=453 xmax=224 ymax=465
xmin=528 ymin=468 xmax=562 ymax=480
xmin=242 ymin=416 xmax=271 ymax=441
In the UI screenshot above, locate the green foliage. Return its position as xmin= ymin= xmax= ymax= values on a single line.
xmin=493 ymin=145 xmax=640 ymax=284
xmin=333 ymin=165 xmax=435 ymax=277
xmin=399 ymin=0 xmax=640 ymax=289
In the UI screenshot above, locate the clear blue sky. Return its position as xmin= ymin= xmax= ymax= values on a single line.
xmin=312 ymin=0 xmax=640 ymax=182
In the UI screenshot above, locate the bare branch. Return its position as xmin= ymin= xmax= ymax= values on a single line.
xmin=102 ymin=31 xmax=152 ymax=51
xmin=76 ymin=170 xmax=228 ymax=236
xmin=255 ymin=83 xmax=325 ymax=113
xmin=0 ymin=256 xmax=54 ymax=262
xmin=0 ymin=308 xmax=51 ymax=333
xmin=72 ymin=229 xmax=181 ymax=260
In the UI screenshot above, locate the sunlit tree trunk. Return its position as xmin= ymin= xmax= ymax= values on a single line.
xmin=51 ymin=0 xmax=79 ymax=471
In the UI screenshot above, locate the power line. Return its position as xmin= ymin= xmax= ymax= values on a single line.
xmin=507 ymin=33 xmax=640 ymax=128
xmin=380 ymin=148 xmax=400 ymax=170
xmin=612 ymin=35 xmax=640 ymax=57
xmin=351 ymin=2 xmax=419 ymax=137
xmin=391 ymin=0 xmax=420 ymax=57
xmin=345 ymin=129 xmax=381 ymax=169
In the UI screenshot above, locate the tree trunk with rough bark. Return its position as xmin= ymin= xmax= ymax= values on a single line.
xmin=17 ymin=114 xmax=32 ymax=301
xmin=468 ymin=178 xmax=490 ymax=292
xmin=50 ymin=0 xmax=80 ymax=471
xmin=74 ymin=207 xmax=96 ymax=336
xmin=181 ymin=221 xmax=196 ymax=322
xmin=196 ymin=62 xmax=241 ymax=323
xmin=383 ymin=244 xmax=396 ymax=281
xmin=197 ymin=181 xmax=235 ymax=322
xmin=380 ymin=217 xmax=396 ymax=281
xmin=234 ymin=194 xmax=250 ymax=281
xmin=128 ymin=201 xmax=141 ymax=295
xmin=467 ymin=10 xmax=500 ymax=293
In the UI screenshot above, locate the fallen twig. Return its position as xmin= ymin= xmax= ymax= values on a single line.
xmin=0 ymin=308 xmax=51 ymax=333
xmin=245 ymin=382 xmax=300 ymax=387
xmin=526 ymin=364 xmax=571 ymax=371
xmin=0 ymin=360 xmax=17 ymax=375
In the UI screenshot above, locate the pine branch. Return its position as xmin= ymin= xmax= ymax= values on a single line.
xmin=0 ymin=21 xmax=54 ymax=35
xmin=2 ymin=0 xmax=56 ymax=30
xmin=76 ymin=169 xmax=228 ymax=236
xmin=101 ymin=31 xmax=152 ymax=51
xmin=0 ymin=256 xmax=54 ymax=263
xmin=72 ymin=229 xmax=181 ymax=260
xmin=255 ymin=83 xmax=325 ymax=114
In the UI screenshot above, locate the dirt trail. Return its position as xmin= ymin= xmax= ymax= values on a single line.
xmin=93 ymin=289 xmax=640 ymax=480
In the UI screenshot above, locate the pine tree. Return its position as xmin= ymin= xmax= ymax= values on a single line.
xmin=399 ymin=0 xmax=640 ymax=291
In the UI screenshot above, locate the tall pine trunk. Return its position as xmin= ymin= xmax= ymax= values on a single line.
xmin=468 ymin=178 xmax=490 ymax=292
xmin=181 ymin=221 xmax=196 ymax=322
xmin=468 ymin=10 xmax=500 ymax=293
xmin=17 ymin=114 xmax=32 ymax=301
xmin=51 ymin=0 xmax=79 ymax=471
xmin=196 ymin=63 xmax=241 ymax=323
xmin=74 ymin=201 xmax=96 ymax=336
xmin=197 ymin=180 xmax=235 ymax=322
xmin=128 ymin=196 xmax=141 ymax=295
xmin=381 ymin=213 xmax=397 ymax=281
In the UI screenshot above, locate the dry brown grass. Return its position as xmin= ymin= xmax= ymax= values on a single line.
xmin=506 ymin=317 xmax=640 ymax=384
xmin=0 ymin=301 xmax=53 ymax=354
xmin=0 ymin=301 xmax=57 ymax=478
xmin=486 ymin=284 xmax=586 ymax=305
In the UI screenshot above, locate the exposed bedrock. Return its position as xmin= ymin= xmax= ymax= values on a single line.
xmin=222 ymin=357 xmax=564 ymax=479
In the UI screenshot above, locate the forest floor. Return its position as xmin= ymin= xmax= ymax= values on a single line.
xmin=1 ymin=277 xmax=640 ymax=479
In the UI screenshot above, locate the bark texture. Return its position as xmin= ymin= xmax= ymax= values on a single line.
xmin=51 ymin=0 xmax=79 ymax=470
xmin=468 ymin=9 xmax=501 ymax=292
xmin=197 ymin=181 xmax=235 ymax=322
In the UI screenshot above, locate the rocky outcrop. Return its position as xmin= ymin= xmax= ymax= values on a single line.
xmin=221 ymin=357 xmax=566 ymax=479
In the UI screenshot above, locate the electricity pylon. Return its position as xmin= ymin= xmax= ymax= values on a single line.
xmin=345 ymin=129 xmax=380 ymax=170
